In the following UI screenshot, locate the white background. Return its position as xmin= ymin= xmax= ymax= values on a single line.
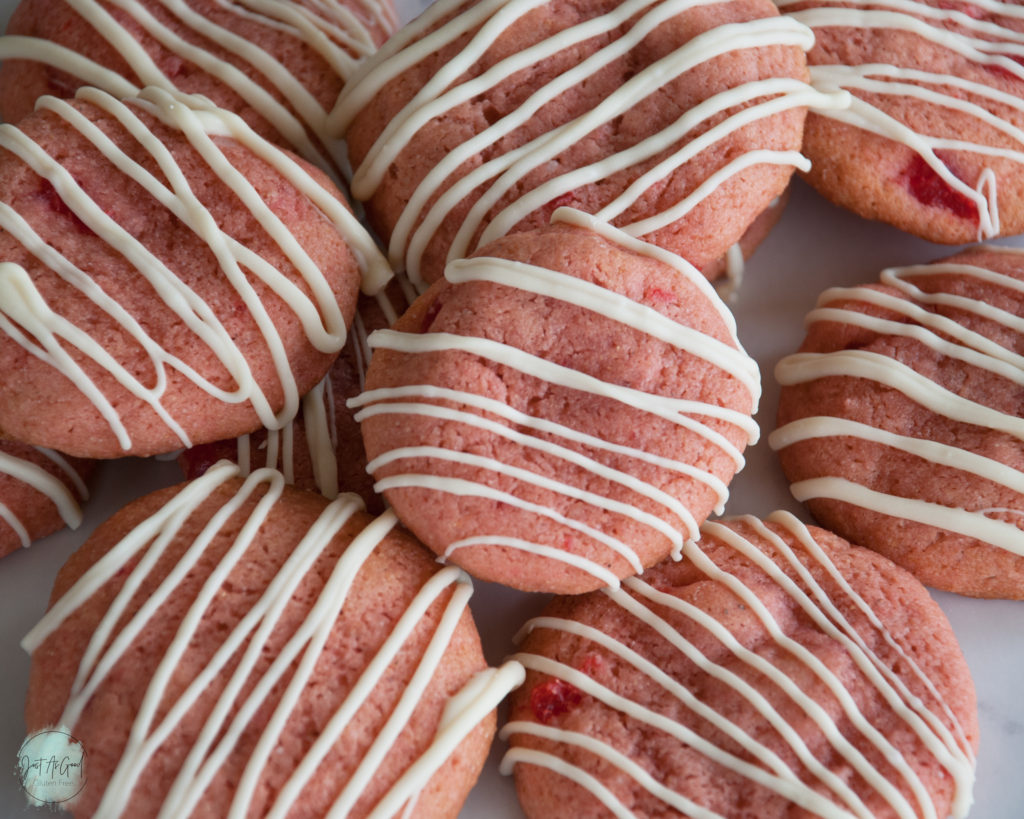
xmin=0 ymin=0 xmax=1020 ymax=816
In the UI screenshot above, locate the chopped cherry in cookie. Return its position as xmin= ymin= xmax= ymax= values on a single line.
xmin=900 ymin=153 xmax=978 ymax=221
xmin=530 ymin=678 xmax=583 ymax=724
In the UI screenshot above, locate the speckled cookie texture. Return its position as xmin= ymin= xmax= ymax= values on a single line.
xmin=0 ymin=439 xmax=93 ymax=556
xmin=338 ymin=0 xmax=815 ymax=288
xmin=178 ymin=281 xmax=409 ymax=513
xmin=0 ymin=89 xmax=363 ymax=459
xmin=0 ymin=0 xmax=398 ymax=173
xmin=780 ymin=0 xmax=1024 ymax=244
xmin=503 ymin=512 xmax=978 ymax=818
xmin=24 ymin=467 xmax=496 ymax=817
xmin=356 ymin=215 xmax=760 ymax=594
xmin=771 ymin=245 xmax=1024 ymax=599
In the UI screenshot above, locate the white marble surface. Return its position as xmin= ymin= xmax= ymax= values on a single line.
xmin=0 ymin=0 xmax=1020 ymax=816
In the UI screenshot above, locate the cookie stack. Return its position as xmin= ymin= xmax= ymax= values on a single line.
xmin=1 ymin=0 xmax=1020 ymax=816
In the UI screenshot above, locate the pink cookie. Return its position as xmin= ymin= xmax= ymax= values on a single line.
xmin=24 ymin=464 xmax=517 ymax=817
xmin=781 ymin=0 xmax=1024 ymax=243
xmin=338 ymin=0 xmax=818 ymax=287
xmin=0 ymin=87 xmax=384 ymax=459
xmin=504 ymin=512 xmax=978 ymax=818
xmin=356 ymin=212 xmax=760 ymax=594
xmin=772 ymin=245 xmax=1024 ymax=599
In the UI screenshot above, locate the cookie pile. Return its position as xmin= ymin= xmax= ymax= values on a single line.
xmin=2 ymin=0 xmax=1022 ymax=815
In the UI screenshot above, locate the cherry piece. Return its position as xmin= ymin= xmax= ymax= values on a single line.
xmin=530 ymin=677 xmax=583 ymax=724
xmin=901 ymin=153 xmax=978 ymax=221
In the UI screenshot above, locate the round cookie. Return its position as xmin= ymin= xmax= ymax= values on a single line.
xmin=0 ymin=438 xmax=93 ymax=556
xmin=179 ymin=280 xmax=410 ymax=512
xmin=23 ymin=463 xmax=521 ymax=817
xmin=771 ymin=245 xmax=1024 ymax=599
xmin=0 ymin=0 xmax=398 ymax=178
xmin=0 ymin=86 xmax=388 ymax=459
xmin=503 ymin=512 xmax=978 ymax=818
xmin=336 ymin=0 xmax=830 ymax=288
xmin=781 ymin=0 xmax=1024 ymax=244
xmin=354 ymin=210 xmax=760 ymax=594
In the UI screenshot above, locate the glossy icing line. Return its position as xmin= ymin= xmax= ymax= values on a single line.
xmin=502 ymin=511 xmax=975 ymax=818
xmin=0 ymin=86 xmax=388 ymax=452
xmin=23 ymin=462 xmax=520 ymax=815
xmin=0 ymin=0 xmax=392 ymax=178
xmin=770 ymin=254 xmax=1024 ymax=557
xmin=335 ymin=0 xmax=841 ymax=287
xmin=234 ymin=373 xmax=340 ymax=497
xmin=364 ymin=660 xmax=525 ymax=819
xmin=0 ymin=448 xmax=86 ymax=547
xmin=443 ymin=254 xmax=758 ymax=386
xmin=443 ymin=536 xmax=625 ymax=589
xmin=225 ymin=278 xmax=408 ymax=499
xmin=351 ymin=211 xmax=759 ymax=572
xmin=778 ymin=0 xmax=1024 ymax=239
xmin=352 ymin=384 xmax=733 ymax=509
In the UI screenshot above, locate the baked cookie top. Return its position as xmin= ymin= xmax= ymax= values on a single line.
xmin=503 ymin=511 xmax=978 ymax=818
xmin=0 ymin=86 xmax=389 ymax=459
xmin=354 ymin=209 xmax=760 ymax=593
xmin=782 ymin=0 xmax=1024 ymax=243
xmin=336 ymin=0 xmax=839 ymax=287
xmin=771 ymin=244 xmax=1024 ymax=599
xmin=0 ymin=0 xmax=399 ymax=179
xmin=24 ymin=463 xmax=522 ymax=817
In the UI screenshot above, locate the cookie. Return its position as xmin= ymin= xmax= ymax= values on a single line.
xmin=354 ymin=210 xmax=760 ymax=594
xmin=771 ymin=245 xmax=1024 ymax=599
xmin=336 ymin=0 xmax=835 ymax=288
xmin=781 ymin=0 xmax=1024 ymax=244
xmin=0 ymin=0 xmax=398 ymax=178
xmin=0 ymin=86 xmax=390 ymax=459
xmin=0 ymin=438 xmax=93 ymax=556
xmin=179 ymin=280 xmax=410 ymax=512
xmin=23 ymin=462 xmax=523 ymax=817
xmin=502 ymin=511 xmax=978 ymax=818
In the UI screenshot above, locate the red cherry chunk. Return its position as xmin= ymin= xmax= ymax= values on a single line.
xmin=530 ymin=677 xmax=583 ymax=724
xmin=901 ymin=153 xmax=978 ymax=221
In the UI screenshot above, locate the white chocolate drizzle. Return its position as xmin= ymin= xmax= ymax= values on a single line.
xmin=501 ymin=511 xmax=976 ymax=818
xmin=350 ymin=209 xmax=759 ymax=581
xmin=0 ymin=0 xmax=396 ymax=180
xmin=22 ymin=461 xmax=522 ymax=816
xmin=0 ymin=86 xmax=390 ymax=452
xmin=334 ymin=0 xmax=844 ymax=288
xmin=0 ymin=447 xmax=87 ymax=548
xmin=769 ymin=251 xmax=1024 ymax=558
xmin=777 ymin=0 xmax=1024 ymax=239
xmin=225 ymin=276 xmax=409 ymax=499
